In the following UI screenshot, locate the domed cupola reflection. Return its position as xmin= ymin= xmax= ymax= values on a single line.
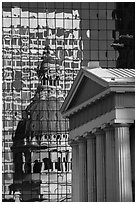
xmin=10 ymin=45 xmax=72 ymax=202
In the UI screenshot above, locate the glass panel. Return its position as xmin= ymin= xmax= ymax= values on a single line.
xmin=99 ymin=50 xmax=107 ymax=60
xmin=98 ymin=2 xmax=107 ymax=9
xmin=99 ymin=41 xmax=107 ymax=50
xmin=91 ymin=30 xmax=99 ymax=39
xmin=99 ymin=20 xmax=107 ymax=29
xmin=98 ymin=10 xmax=107 ymax=19
xmin=90 ymin=40 xmax=99 ymax=50
xmin=90 ymin=10 xmax=98 ymax=19
xmin=90 ymin=20 xmax=98 ymax=29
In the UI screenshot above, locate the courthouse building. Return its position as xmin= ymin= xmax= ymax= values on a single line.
xmin=61 ymin=61 xmax=135 ymax=202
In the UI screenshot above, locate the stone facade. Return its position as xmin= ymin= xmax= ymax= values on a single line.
xmin=61 ymin=62 xmax=135 ymax=202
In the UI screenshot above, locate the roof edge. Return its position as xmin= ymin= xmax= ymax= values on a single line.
xmin=62 ymin=84 xmax=135 ymax=118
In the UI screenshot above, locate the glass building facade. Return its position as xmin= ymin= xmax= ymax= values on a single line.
xmin=2 ymin=2 xmax=135 ymax=202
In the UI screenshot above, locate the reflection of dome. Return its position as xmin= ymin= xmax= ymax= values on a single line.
xmin=25 ymin=93 xmax=67 ymax=137
xmin=13 ymin=44 xmax=67 ymax=143
xmin=10 ymin=45 xmax=71 ymax=202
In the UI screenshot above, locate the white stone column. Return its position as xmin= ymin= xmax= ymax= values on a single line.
xmin=69 ymin=139 xmax=79 ymax=202
xmin=95 ymin=129 xmax=106 ymax=202
xmin=85 ymin=132 xmax=96 ymax=202
xmin=114 ymin=124 xmax=132 ymax=201
xmin=78 ymin=137 xmax=88 ymax=202
xmin=104 ymin=125 xmax=116 ymax=201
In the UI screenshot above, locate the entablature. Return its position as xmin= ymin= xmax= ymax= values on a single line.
xmin=69 ymin=91 xmax=135 ymax=131
xmin=69 ymin=108 xmax=135 ymax=141
xmin=62 ymin=85 xmax=135 ymax=118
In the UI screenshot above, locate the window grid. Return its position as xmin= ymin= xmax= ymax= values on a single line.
xmin=2 ymin=2 xmax=121 ymax=202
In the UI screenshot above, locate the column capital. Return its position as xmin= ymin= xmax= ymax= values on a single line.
xmin=93 ymin=128 xmax=105 ymax=136
xmin=101 ymin=123 xmax=114 ymax=132
xmin=112 ymin=123 xmax=130 ymax=128
xmin=83 ymin=131 xmax=89 ymax=138
xmin=68 ymin=138 xmax=78 ymax=146
xmin=83 ymin=131 xmax=95 ymax=140
xmin=75 ymin=136 xmax=86 ymax=143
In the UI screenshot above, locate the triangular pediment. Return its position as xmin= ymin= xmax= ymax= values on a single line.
xmin=61 ymin=68 xmax=109 ymax=116
xmin=68 ymin=76 xmax=105 ymax=109
xmin=61 ymin=67 xmax=135 ymax=117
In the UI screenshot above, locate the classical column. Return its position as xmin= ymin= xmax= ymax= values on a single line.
xmin=104 ymin=125 xmax=116 ymax=201
xmin=85 ymin=132 xmax=96 ymax=202
xmin=69 ymin=139 xmax=79 ymax=202
xmin=78 ymin=136 xmax=88 ymax=202
xmin=95 ymin=129 xmax=106 ymax=202
xmin=114 ymin=124 xmax=132 ymax=201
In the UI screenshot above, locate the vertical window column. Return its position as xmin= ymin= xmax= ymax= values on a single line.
xmin=69 ymin=139 xmax=79 ymax=202
xmin=77 ymin=136 xmax=88 ymax=202
xmin=94 ymin=129 xmax=106 ymax=201
xmin=114 ymin=124 xmax=132 ymax=201
xmin=104 ymin=125 xmax=116 ymax=201
xmin=85 ymin=132 xmax=96 ymax=201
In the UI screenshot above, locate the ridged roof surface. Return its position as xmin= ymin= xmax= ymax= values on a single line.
xmin=107 ymin=68 xmax=135 ymax=78
xmin=85 ymin=67 xmax=135 ymax=83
